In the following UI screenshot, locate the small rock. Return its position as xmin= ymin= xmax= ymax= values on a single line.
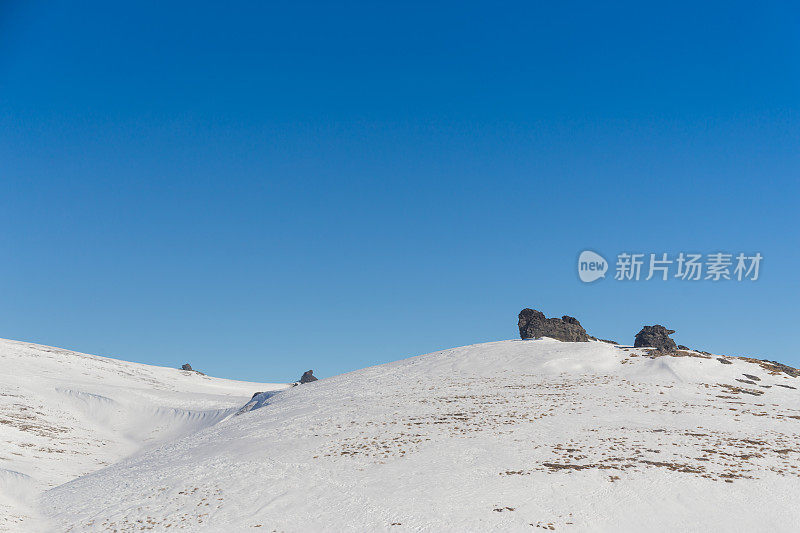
xmin=634 ymin=325 xmax=677 ymax=353
xmin=596 ymin=338 xmax=619 ymax=345
xmin=299 ymin=370 xmax=318 ymax=384
xmin=181 ymin=363 xmax=193 ymax=371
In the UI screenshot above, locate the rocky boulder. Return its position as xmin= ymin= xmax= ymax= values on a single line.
xmin=299 ymin=370 xmax=318 ymax=384
xmin=179 ymin=363 xmax=204 ymax=375
xmin=634 ymin=325 xmax=677 ymax=352
xmin=518 ymin=309 xmax=590 ymax=342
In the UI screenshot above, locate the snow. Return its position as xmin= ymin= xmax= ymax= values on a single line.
xmin=0 ymin=338 xmax=288 ymax=531
xmin=3 ymin=337 xmax=800 ymax=531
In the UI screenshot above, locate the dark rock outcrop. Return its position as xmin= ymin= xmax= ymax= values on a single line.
xmin=518 ymin=309 xmax=589 ymax=342
xmin=299 ymin=370 xmax=318 ymax=384
xmin=179 ymin=363 xmax=204 ymax=375
xmin=634 ymin=325 xmax=677 ymax=352
xmin=589 ymin=336 xmax=619 ymax=345
xmin=761 ymin=361 xmax=800 ymax=378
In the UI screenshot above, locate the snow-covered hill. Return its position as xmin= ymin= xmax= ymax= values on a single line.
xmin=29 ymin=338 xmax=800 ymax=532
xmin=0 ymin=338 xmax=288 ymax=531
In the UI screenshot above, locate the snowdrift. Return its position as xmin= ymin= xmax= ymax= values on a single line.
xmin=0 ymin=338 xmax=288 ymax=531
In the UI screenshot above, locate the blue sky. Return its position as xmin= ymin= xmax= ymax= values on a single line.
xmin=1 ymin=1 xmax=798 ymax=382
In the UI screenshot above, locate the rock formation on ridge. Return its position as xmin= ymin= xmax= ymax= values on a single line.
xmin=518 ymin=308 xmax=590 ymax=342
xmin=634 ymin=325 xmax=677 ymax=352
xmin=299 ymin=370 xmax=318 ymax=384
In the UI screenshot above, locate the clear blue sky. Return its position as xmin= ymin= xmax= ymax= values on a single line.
xmin=1 ymin=1 xmax=798 ymax=382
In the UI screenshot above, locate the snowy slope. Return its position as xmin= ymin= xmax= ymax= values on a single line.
xmin=0 ymin=338 xmax=288 ymax=531
xmin=38 ymin=338 xmax=800 ymax=532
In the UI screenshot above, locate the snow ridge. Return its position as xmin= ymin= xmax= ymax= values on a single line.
xmin=32 ymin=339 xmax=800 ymax=532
